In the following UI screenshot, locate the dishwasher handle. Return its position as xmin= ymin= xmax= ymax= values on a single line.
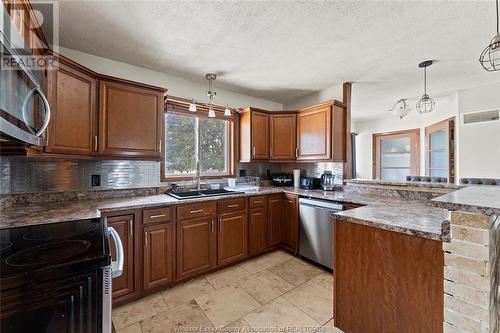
xmin=299 ymin=198 xmax=343 ymax=211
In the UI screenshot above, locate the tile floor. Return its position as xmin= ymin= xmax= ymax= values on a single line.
xmin=113 ymin=250 xmax=343 ymax=333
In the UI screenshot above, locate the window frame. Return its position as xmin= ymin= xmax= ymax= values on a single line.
xmin=160 ymin=97 xmax=237 ymax=182
xmin=372 ymin=128 xmax=420 ymax=180
xmin=424 ymin=117 xmax=455 ymax=182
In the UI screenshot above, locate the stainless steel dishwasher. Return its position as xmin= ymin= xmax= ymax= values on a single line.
xmin=298 ymin=198 xmax=343 ymax=269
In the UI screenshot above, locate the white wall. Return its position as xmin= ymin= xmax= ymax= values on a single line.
xmin=59 ymin=47 xmax=283 ymax=110
xmin=353 ymin=93 xmax=458 ymax=180
xmin=353 ymin=82 xmax=500 ymax=182
xmin=283 ymin=83 xmax=343 ymax=109
xmin=458 ymin=83 xmax=500 ymax=179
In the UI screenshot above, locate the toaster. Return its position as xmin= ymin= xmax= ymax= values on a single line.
xmin=300 ymin=177 xmax=321 ymax=190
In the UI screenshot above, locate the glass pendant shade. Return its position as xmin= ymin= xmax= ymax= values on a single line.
xmin=208 ymin=107 xmax=216 ymax=118
xmin=389 ymin=99 xmax=411 ymax=119
xmin=416 ymin=94 xmax=435 ymax=114
xmin=189 ymin=101 xmax=197 ymax=112
xmin=479 ymin=33 xmax=500 ymax=72
xmin=224 ymin=105 xmax=231 ymax=116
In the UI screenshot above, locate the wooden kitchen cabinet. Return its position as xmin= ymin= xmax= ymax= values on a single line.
xmin=267 ymin=194 xmax=282 ymax=248
xmin=270 ymin=113 xmax=296 ymax=161
xmin=333 ymin=218 xmax=443 ymax=333
xmin=281 ymin=194 xmax=299 ymax=253
xmin=296 ymin=101 xmax=346 ymax=161
xmin=106 ymin=214 xmax=135 ymax=299
xmin=217 ymin=211 xmax=248 ymax=265
xmin=176 ymin=216 xmax=217 ymax=280
xmin=239 ymin=108 xmax=269 ymax=162
xmin=46 ymin=57 xmax=98 ymax=155
xmin=98 ymin=80 xmax=164 ymax=159
xmin=249 ymin=200 xmax=268 ymax=256
xmin=143 ymin=222 xmax=175 ymax=291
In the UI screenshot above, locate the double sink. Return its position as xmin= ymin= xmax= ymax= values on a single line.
xmin=167 ymin=188 xmax=243 ymax=200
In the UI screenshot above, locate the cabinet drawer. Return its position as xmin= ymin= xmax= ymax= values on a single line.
xmin=249 ymin=196 xmax=266 ymax=208
xmin=143 ymin=207 xmax=172 ymax=224
xmin=218 ymin=197 xmax=247 ymax=214
xmin=177 ymin=202 xmax=217 ymax=220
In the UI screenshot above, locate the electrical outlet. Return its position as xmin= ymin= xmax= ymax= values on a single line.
xmin=91 ymin=175 xmax=101 ymax=187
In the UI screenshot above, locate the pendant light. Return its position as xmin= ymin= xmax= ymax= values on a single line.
xmin=224 ymin=105 xmax=231 ymax=116
xmin=416 ymin=60 xmax=435 ymax=114
xmin=206 ymin=73 xmax=217 ymax=118
xmin=189 ymin=100 xmax=197 ymax=112
xmin=479 ymin=0 xmax=500 ymax=71
xmin=389 ymin=98 xmax=411 ymax=119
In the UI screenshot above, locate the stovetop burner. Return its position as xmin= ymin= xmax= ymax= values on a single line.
xmin=22 ymin=221 xmax=96 ymax=241
xmin=5 ymin=240 xmax=91 ymax=267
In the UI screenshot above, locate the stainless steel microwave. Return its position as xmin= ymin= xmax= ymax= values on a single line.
xmin=0 ymin=5 xmax=50 ymax=146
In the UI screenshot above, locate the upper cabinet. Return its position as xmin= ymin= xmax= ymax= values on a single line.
xmin=98 ymin=79 xmax=164 ymax=159
xmin=238 ymin=101 xmax=345 ymax=163
xmin=270 ymin=113 xmax=296 ymax=161
xmin=296 ymin=101 xmax=346 ymax=162
xmin=45 ymin=57 xmax=98 ymax=156
xmin=239 ymin=108 xmax=269 ymax=162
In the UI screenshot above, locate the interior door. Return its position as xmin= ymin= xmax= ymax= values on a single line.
xmin=107 ymin=214 xmax=134 ymax=298
xmin=218 ymin=212 xmax=248 ymax=266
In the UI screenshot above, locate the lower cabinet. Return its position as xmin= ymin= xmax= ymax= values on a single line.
xmin=217 ymin=211 xmax=248 ymax=265
xmin=106 ymin=214 xmax=135 ymax=299
xmin=282 ymin=194 xmax=299 ymax=253
xmin=176 ymin=216 xmax=217 ymax=280
xmin=143 ymin=223 xmax=175 ymax=291
xmin=267 ymin=194 xmax=282 ymax=248
xmin=249 ymin=205 xmax=268 ymax=256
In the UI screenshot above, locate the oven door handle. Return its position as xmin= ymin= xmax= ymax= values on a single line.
xmin=108 ymin=226 xmax=124 ymax=278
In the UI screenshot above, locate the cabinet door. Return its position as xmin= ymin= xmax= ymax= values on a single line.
xmin=176 ymin=216 xmax=217 ymax=280
xmin=270 ymin=114 xmax=296 ymax=161
xmin=282 ymin=194 xmax=299 ymax=253
xmin=251 ymin=111 xmax=269 ymax=160
xmin=143 ymin=223 xmax=175 ymax=290
xmin=297 ymin=105 xmax=332 ymax=160
xmin=99 ymin=80 xmax=163 ymax=158
xmin=46 ymin=60 xmax=97 ymax=155
xmin=249 ymin=206 xmax=267 ymax=256
xmin=267 ymin=195 xmax=282 ymax=248
xmin=218 ymin=212 xmax=248 ymax=266
xmin=107 ymin=215 xmax=135 ymax=298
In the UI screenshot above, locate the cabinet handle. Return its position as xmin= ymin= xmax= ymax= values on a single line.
xmin=158 ymin=139 xmax=162 ymax=153
xmin=190 ymin=209 xmax=204 ymax=214
xmin=253 ymin=201 xmax=262 ymax=204
xmin=94 ymin=136 xmax=98 ymax=151
xmin=252 ymin=146 xmax=256 ymax=156
xmin=219 ymin=218 xmax=223 ymax=238
xmin=149 ymin=214 xmax=166 ymax=219
xmin=228 ymin=204 xmax=239 ymax=208
xmin=295 ymin=147 xmax=299 ymax=158
xmin=144 ymin=231 xmax=148 ymax=247
xmin=129 ymin=219 xmax=133 ymax=236
xmin=210 ymin=219 xmax=215 ymax=233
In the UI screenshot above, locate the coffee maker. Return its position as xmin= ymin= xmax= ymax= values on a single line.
xmin=320 ymin=171 xmax=336 ymax=191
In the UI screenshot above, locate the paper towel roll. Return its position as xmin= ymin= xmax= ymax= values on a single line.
xmin=293 ymin=169 xmax=301 ymax=188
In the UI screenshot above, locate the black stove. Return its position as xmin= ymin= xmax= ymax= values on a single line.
xmin=0 ymin=218 xmax=112 ymax=333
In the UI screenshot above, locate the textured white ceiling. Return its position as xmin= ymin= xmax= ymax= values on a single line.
xmin=52 ymin=0 xmax=500 ymax=119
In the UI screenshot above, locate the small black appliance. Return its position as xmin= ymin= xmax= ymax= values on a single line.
xmin=300 ymin=177 xmax=321 ymax=190
xmin=272 ymin=173 xmax=293 ymax=186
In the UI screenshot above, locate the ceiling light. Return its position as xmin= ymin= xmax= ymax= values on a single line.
xmin=205 ymin=73 xmax=217 ymax=117
xmin=479 ymin=0 xmax=500 ymax=71
xmin=389 ymin=98 xmax=411 ymax=119
xmin=224 ymin=105 xmax=231 ymax=116
xmin=189 ymin=100 xmax=197 ymax=112
xmin=416 ymin=60 xmax=435 ymax=114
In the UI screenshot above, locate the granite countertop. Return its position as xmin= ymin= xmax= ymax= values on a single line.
xmin=0 ymin=186 xmax=450 ymax=242
xmin=430 ymin=185 xmax=500 ymax=216
xmin=346 ymin=178 xmax=462 ymax=190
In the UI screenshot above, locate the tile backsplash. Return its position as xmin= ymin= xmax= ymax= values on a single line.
xmin=0 ymin=156 xmax=343 ymax=195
